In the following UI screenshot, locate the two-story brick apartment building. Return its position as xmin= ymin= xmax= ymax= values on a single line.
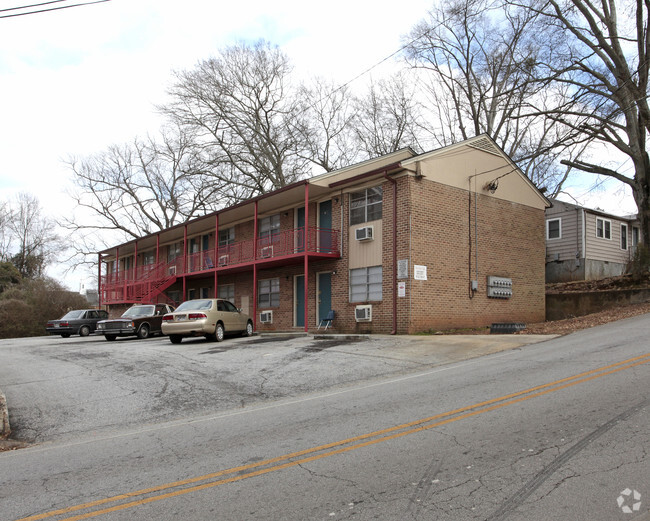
xmin=99 ymin=135 xmax=550 ymax=334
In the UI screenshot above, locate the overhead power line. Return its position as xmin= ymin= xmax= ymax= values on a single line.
xmin=0 ymin=0 xmax=110 ymax=19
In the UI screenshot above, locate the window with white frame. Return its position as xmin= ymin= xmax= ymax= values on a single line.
xmin=219 ymin=227 xmax=235 ymax=246
xmin=350 ymin=186 xmax=383 ymax=225
xmin=217 ymin=283 xmax=235 ymax=301
xmin=546 ymin=218 xmax=561 ymax=240
xmin=596 ymin=218 xmax=611 ymax=239
xmin=258 ymin=278 xmax=280 ymax=307
xmin=350 ymin=266 xmax=383 ymax=302
xmin=633 ymin=226 xmax=640 ymax=248
xmin=621 ymin=224 xmax=628 ymax=250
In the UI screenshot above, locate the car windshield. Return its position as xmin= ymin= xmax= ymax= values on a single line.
xmin=122 ymin=306 xmax=155 ymax=318
xmin=60 ymin=310 xmax=85 ymax=319
xmin=175 ymin=300 xmax=213 ymax=312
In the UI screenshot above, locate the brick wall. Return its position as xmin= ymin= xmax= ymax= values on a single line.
xmin=408 ymin=176 xmax=545 ymax=331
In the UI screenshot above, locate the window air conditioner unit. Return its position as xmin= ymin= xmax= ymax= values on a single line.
xmin=218 ymin=255 xmax=230 ymax=266
xmin=355 ymin=305 xmax=372 ymax=322
xmin=260 ymin=246 xmax=273 ymax=258
xmin=260 ymin=311 xmax=273 ymax=324
xmin=355 ymin=226 xmax=374 ymax=241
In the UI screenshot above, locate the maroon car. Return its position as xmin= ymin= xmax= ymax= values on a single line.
xmin=95 ymin=304 xmax=175 ymax=341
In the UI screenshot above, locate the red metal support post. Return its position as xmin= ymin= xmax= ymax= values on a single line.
xmin=304 ymin=183 xmax=309 ymax=332
xmin=253 ymin=201 xmax=259 ymax=331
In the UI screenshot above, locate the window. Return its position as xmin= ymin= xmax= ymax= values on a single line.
xmin=546 ymin=218 xmax=561 ymax=240
xmin=142 ymin=251 xmax=155 ymax=265
xmin=258 ymin=278 xmax=280 ymax=307
xmin=259 ymin=215 xmax=281 ymax=241
xmin=621 ymin=224 xmax=628 ymax=250
xmin=633 ymin=226 xmax=640 ymax=248
xmin=350 ymin=186 xmax=382 ymax=225
xmin=217 ymin=283 xmax=235 ymax=301
xmin=350 ymin=266 xmax=383 ymax=302
xmin=219 ymin=227 xmax=235 ymax=246
xmin=596 ymin=218 xmax=611 ymax=239
xmin=188 ymin=288 xmax=197 ymax=300
xmin=200 ymin=287 xmax=211 ymax=299
xmin=167 ymin=242 xmax=182 ymax=261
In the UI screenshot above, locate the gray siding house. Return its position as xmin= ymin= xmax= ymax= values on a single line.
xmin=545 ymin=199 xmax=640 ymax=282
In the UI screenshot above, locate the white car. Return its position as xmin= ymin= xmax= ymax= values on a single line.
xmin=161 ymin=299 xmax=253 ymax=344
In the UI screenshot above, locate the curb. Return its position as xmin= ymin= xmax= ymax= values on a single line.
xmin=0 ymin=388 xmax=10 ymax=439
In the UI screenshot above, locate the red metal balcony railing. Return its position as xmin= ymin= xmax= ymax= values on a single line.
xmin=100 ymin=227 xmax=340 ymax=304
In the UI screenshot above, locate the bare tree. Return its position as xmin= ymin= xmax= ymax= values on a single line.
xmin=5 ymin=193 xmax=62 ymax=278
xmin=161 ymin=40 xmax=309 ymax=198
xmin=297 ymin=78 xmax=360 ymax=172
xmin=510 ymin=0 xmax=650 ymax=243
xmin=403 ymin=0 xmax=577 ymax=195
xmin=351 ymin=73 xmax=425 ymax=157
xmin=64 ymin=126 xmax=222 ymax=241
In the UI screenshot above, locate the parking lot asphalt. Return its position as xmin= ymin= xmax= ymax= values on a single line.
xmin=0 ymin=332 xmax=556 ymax=444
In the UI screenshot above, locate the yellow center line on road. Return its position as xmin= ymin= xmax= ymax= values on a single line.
xmin=16 ymin=353 xmax=650 ymax=521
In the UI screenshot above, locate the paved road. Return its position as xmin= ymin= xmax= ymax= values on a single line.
xmin=0 ymin=318 xmax=648 ymax=520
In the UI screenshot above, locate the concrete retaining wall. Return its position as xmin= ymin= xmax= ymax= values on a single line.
xmin=546 ymin=288 xmax=650 ymax=321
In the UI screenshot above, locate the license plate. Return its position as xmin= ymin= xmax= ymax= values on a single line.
xmin=175 ymin=314 xmax=186 ymax=321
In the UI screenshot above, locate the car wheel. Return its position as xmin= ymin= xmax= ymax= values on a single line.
xmin=79 ymin=325 xmax=90 ymax=337
xmin=243 ymin=321 xmax=253 ymax=337
xmin=169 ymin=335 xmax=182 ymax=344
xmin=215 ymin=323 xmax=225 ymax=342
xmin=105 ymin=335 xmax=117 ymax=341
xmin=61 ymin=333 xmax=70 ymax=338
xmin=137 ymin=324 xmax=150 ymax=339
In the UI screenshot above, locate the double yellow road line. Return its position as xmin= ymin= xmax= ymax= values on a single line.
xmin=17 ymin=352 xmax=650 ymax=521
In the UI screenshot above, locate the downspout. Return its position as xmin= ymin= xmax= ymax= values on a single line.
xmin=384 ymin=172 xmax=397 ymax=335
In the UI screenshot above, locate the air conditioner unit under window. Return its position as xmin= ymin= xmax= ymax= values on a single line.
xmin=260 ymin=311 xmax=273 ymax=324
xmin=218 ymin=255 xmax=229 ymax=266
xmin=355 ymin=305 xmax=372 ymax=322
xmin=355 ymin=226 xmax=374 ymax=241
xmin=260 ymin=246 xmax=273 ymax=258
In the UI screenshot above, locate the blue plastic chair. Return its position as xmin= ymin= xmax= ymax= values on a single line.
xmin=318 ymin=310 xmax=335 ymax=331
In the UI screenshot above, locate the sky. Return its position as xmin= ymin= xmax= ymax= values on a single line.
xmin=0 ymin=0 xmax=638 ymax=290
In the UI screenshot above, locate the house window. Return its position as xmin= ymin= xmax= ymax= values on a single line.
xmin=200 ymin=287 xmax=211 ymax=299
xmin=259 ymin=215 xmax=281 ymax=241
xmin=219 ymin=227 xmax=235 ymax=246
xmin=350 ymin=186 xmax=383 ymax=225
xmin=621 ymin=224 xmax=628 ymax=250
xmin=633 ymin=226 xmax=640 ymax=248
xmin=546 ymin=218 xmax=561 ymax=240
xmin=258 ymin=278 xmax=280 ymax=307
xmin=350 ymin=266 xmax=383 ymax=302
xmin=142 ymin=251 xmax=155 ymax=265
xmin=218 ymin=283 xmax=235 ymax=301
xmin=167 ymin=242 xmax=182 ymax=261
xmin=596 ymin=218 xmax=611 ymax=239
xmin=188 ymin=288 xmax=197 ymax=300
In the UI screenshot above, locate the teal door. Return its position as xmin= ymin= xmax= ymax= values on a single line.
xmin=297 ymin=207 xmax=305 ymax=252
xmin=319 ymin=200 xmax=332 ymax=252
xmin=295 ymin=275 xmax=305 ymax=327
xmin=318 ymin=272 xmax=332 ymax=324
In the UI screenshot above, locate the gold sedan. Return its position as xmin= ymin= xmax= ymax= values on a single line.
xmin=161 ymin=299 xmax=253 ymax=344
